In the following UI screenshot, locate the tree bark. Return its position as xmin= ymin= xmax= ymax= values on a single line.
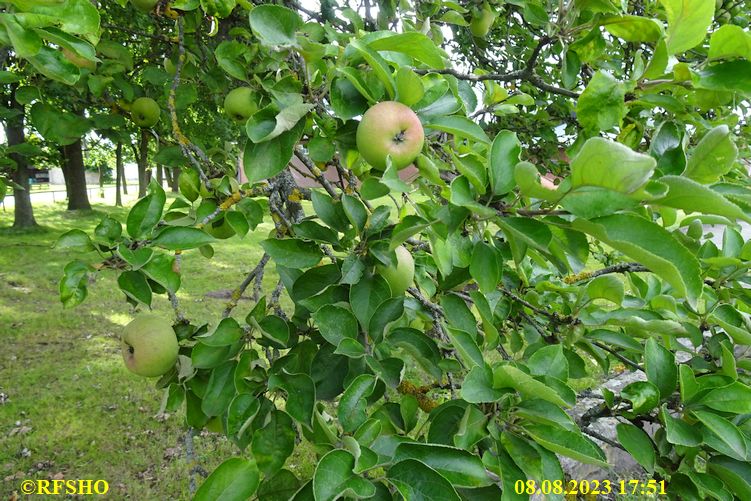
xmin=138 ymin=129 xmax=149 ymax=197
xmin=157 ymin=163 xmax=163 ymax=186
xmin=61 ymin=139 xmax=92 ymax=210
xmin=5 ymin=86 xmax=37 ymax=228
xmin=115 ymin=142 xmax=123 ymax=207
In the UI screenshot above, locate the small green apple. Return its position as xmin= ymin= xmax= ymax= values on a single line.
xmin=130 ymin=97 xmax=160 ymax=128
xmin=356 ymin=101 xmax=424 ymax=171
xmin=121 ymin=315 xmax=179 ymax=377
xmin=376 ymin=245 xmax=415 ymax=296
xmin=223 ymin=87 xmax=258 ymax=122
xmin=469 ymin=3 xmax=497 ymax=38
xmin=131 ymin=0 xmax=159 ymax=12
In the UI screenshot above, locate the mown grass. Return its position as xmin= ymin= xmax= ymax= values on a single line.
xmin=0 ymin=199 xmax=283 ymax=499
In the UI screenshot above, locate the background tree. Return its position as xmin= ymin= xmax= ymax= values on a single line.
xmin=3 ymin=0 xmax=751 ymax=499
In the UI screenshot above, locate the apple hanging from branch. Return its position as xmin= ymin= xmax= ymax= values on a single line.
xmin=121 ymin=315 xmax=179 ymax=377
xmin=376 ymin=245 xmax=415 ymax=296
xmin=130 ymin=97 xmax=161 ymax=128
xmin=356 ymin=101 xmax=424 ymax=171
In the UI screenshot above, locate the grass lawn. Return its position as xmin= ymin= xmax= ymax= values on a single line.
xmin=0 ymin=198 xmax=289 ymax=499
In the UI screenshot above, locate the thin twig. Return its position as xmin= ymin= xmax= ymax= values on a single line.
xmin=592 ymin=341 xmax=644 ymax=372
xmin=222 ymin=254 xmax=271 ymax=318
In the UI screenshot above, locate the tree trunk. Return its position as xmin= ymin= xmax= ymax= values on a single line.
xmin=157 ymin=163 xmax=163 ymax=186
xmin=115 ymin=142 xmax=123 ymax=207
xmin=171 ymin=167 xmax=179 ymax=192
xmin=138 ymin=129 xmax=149 ymax=197
xmin=6 ymin=87 xmax=37 ymax=228
xmin=61 ymin=139 xmax=92 ymax=210
xmin=98 ymin=163 xmax=105 ymax=198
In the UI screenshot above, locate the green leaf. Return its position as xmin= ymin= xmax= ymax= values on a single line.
xmin=349 ymin=274 xmax=391 ymax=329
xmin=247 ymin=102 xmax=314 ymax=143
xmin=644 ymin=338 xmax=677 ymax=399
xmin=514 ymin=399 xmax=578 ymax=432
xmin=621 ymin=381 xmax=660 ymax=415
xmin=576 ymin=71 xmax=626 ymax=133
xmin=201 ymin=361 xmax=236 ymax=417
xmin=198 ymin=318 xmax=243 ymax=346
xmin=27 ymin=45 xmax=79 ymax=85
xmin=257 ymin=470 xmax=300 ymax=501
xmin=461 ymin=365 xmax=505 ymax=403
xmin=387 ymin=328 xmax=442 ymax=380
xmin=200 ymin=0 xmax=236 ymax=18
xmin=660 ymin=0 xmax=713 ymax=54
xmin=601 ymin=15 xmax=663 ymax=42
xmin=313 ymin=450 xmax=376 ymax=501
xmin=707 ymin=456 xmax=751 ymax=500
xmin=447 ymin=328 xmax=483 ymax=369
xmin=527 ymin=345 xmax=569 ymax=381
xmin=142 ymin=255 xmax=181 ymax=294
xmin=126 ymin=189 xmax=166 ymax=238
xmin=55 ymin=229 xmax=94 ymax=252
xmin=470 ymin=242 xmax=502 ymax=294
xmin=493 ymin=365 xmax=571 ymax=408
xmin=616 ymin=423 xmax=655 ymax=473
xmin=194 ymin=458 xmax=260 ymax=501
xmin=570 ymin=137 xmax=655 ymax=193
xmin=586 ymin=275 xmax=624 ymax=306
xmin=661 ymin=405 xmax=701 ymax=446
xmin=117 ymin=271 xmax=152 ymax=306
xmin=268 ymin=372 xmax=315 ymax=426
xmin=387 ymin=459 xmax=460 ymax=501
xmin=710 ymin=305 xmax=751 ymax=345
xmin=1 ymin=13 xmax=42 ymax=57
xmin=709 ymin=25 xmax=751 ymax=60
xmin=312 ymin=305 xmax=358 ymax=347
xmin=699 ymin=381 xmax=751 ymax=413
xmin=339 ymin=374 xmax=377 ymax=433
xmin=368 ymin=297 xmax=404 ymax=342
xmin=393 ymin=443 xmax=493 ymax=487
xmin=653 ymin=176 xmax=751 ymax=223
xmin=522 ymin=423 xmax=608 ymax=467
xmin=243 ymin=121 xmax=304 ymax=182
xmin=214 ymin=41 xmax=249 ymax=81
xmin=342 ymin=194 xmax=368 ymax=234
xmin=683 ymin=126 xmax=739 ymax=184
xmin=252 ymin=410 xmax=296 ymax=475
xmin=488 ymin=130 xmax=521 ymax=196
xmin=248 ymin=4 xmax=302 ymax=47
xmin=368 ymin=32 xmax=446 ymax=68
xmin=395 ymin=67 xmax=425 ymax=106
xmin=59 ymin=260 xmax=91 ymax=308
xmin=695 ymin=60 xmax=751 ymax=96
xmin=693 ymin=410 xmax=748 ymax=461
xmin=152 ymin=226 xmax=216 ymax=250
xmin=349 ymin=39 xmax=395 ymax=99
xmin=572 ymin=215 xmax=702 ymax=307
xmin=260 ymin=238 xmax=322 ymax=268
xmin=426 ymin=115 xmax=490 ymax=144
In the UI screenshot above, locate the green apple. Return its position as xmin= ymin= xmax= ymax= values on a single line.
xmin=356 ymin=101 xmax=424 ymax=171
xmin=469 ymin=3 xmax=497 ymax=38
xmin=376 ymin=245 xmax=415 ymax=296
xmin=224 ymin=87 xmax=258 ymax=122
xmin=131 ymin=0 xmax=159 ymax=12
xmin=62 ymin=47 xmax=96 ymax=71
xmin=130 ymin=97 xmax=160 ymax=128
xmin=121 ymin=315 xmax=179 ymax=377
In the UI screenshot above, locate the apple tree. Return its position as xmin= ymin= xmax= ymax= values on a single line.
xmin=5 ymin=0 xmax=751 ymax=498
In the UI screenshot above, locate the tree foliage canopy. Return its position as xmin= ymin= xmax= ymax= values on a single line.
xmin=3 ymin=0 xmax=751 ymax=498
